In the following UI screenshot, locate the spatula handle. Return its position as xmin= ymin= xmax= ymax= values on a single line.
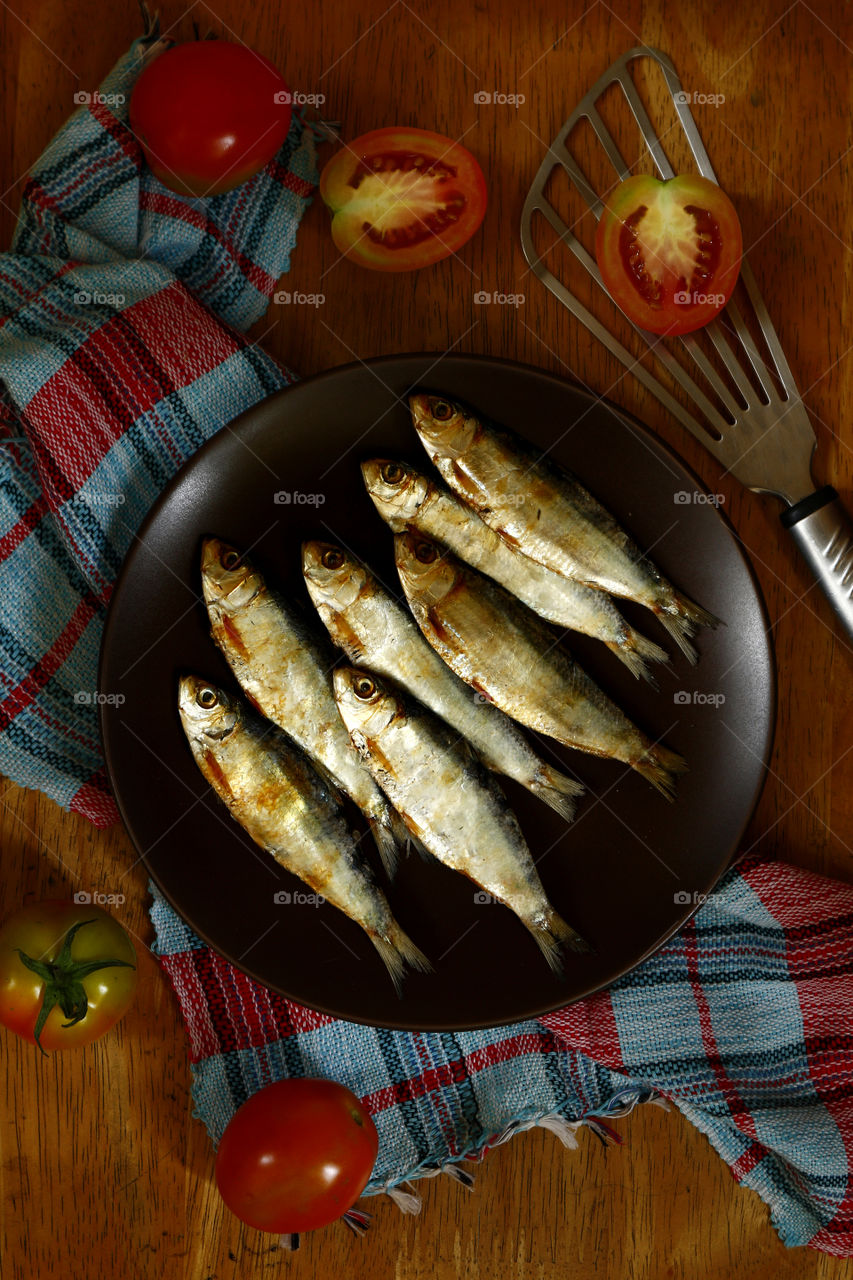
xmin=781 ymin=486 xmax=853 ymax=646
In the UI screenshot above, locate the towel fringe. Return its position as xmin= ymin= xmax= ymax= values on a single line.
xmin=386 ymin=1181 xmax=422 ymax=1214
xmin=377 ymin=1089 xmax=666 ymax=1215
xmin=537 ymin=1112 xmax=584 ymax=1149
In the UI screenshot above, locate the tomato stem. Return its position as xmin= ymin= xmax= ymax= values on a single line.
xmin=15 ymin=919 xmax=135 ymax=1055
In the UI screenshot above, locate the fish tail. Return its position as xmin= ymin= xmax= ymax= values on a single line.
xmin=367 ymin=812 xmax=406 ymax=877
xmin=370 ymin=925 xmax=433 ymax=996
xmin=527 ymin=909 xmax=591 ymax=973
xmin=672 ymin=589 xmax=722 ymax=632
xmin=654 ymin=610 xmax=700 ymax=665
xmin=531 ymin=765 xmax=585 ymax=821
xmin=606 ymin=629 xmax=669 ymax=685
xmin=631 ymin=629 xmax=671 ymax=666
xmin=655 ymin=591 xmax=721 ymax=664
xmin=636 ymin=743 xmax=689 ymax=801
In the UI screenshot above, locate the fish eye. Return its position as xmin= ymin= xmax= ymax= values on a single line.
xmin=381 ymin=462 xmax=405 ymax=485
xmin=221 ymin=549 xmax=241 ymax=571
xmin=414 ymin=541 xmax=438 ymax=564
xmin=197 ymin=686 xmax=218 ymax=709
xmin=431 ymin=399 xmax=454 ymax=422
xmin=354 ymin=676 xmax=376 ymax=700
xmin=322 ymin=548 xmax=345 ymax=570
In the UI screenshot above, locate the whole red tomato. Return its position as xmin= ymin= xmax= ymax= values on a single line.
xmin=130 ymin=41 xmax=293 ymax=197
xmin=215 ymin=1078 xmax=379 ymax=1233
xmin=595 ymin=173 xmax=742 ymax=335
xmin=319 ymin=127 xmax=487 ymax=271
xmin=0 ymin=900 xmax=137 ymax=1053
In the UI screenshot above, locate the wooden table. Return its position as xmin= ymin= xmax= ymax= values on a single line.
xmin=1 ymin=1 xmax=851 ymax=1276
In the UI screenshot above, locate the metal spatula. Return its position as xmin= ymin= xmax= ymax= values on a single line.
xmin=521 ymin=45 xmax=853 ymax=645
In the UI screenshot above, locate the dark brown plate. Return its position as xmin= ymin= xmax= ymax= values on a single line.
xmin=99 ymin=354 xmax=775 ymax=1030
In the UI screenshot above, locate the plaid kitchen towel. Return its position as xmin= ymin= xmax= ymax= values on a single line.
xmin=0 ymin=25 xmax=317 ymax=824
xmin=150 ymin=852 xmax=853 ymax=1256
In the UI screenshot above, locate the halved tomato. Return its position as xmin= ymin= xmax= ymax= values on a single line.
xmin=319 ymin=127 xmax=487 ymax=272
xmin=595 ymin=174 xmax=742 ymax=335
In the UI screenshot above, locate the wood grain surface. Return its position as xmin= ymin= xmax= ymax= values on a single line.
xmin=1 ymin=1 xmax=852 ymax=1277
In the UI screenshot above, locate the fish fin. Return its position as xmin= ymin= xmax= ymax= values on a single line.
xmin=672 ymin=589 xmax=722 ymax=632
xmin=631 ymin=631 xmax=671 ymax=666
xmin=636 ymin=744 xmax=689 ymax=802
xmin=605 ymin=640 xmax=661 ymax=687
xmin=406 ymin=831 xmax=436 ymax=861
xmin=531 ymin=766 xmax=585 ymax=822
xmin=370 ymin=926 xmax=433 ymax=997
xmin=654 ymin=610 xmax=700 ymax=665
xmin=527 ymin=910 xmax=592 ymax=973
xmin=368 ymin=815 xmax=403 ymax=878
xmin=394 ymin=812 xmax=436 ymax=862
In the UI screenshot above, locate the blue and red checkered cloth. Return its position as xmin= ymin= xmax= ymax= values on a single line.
xmin=2 ymin=32 xmax=852 ymax=1256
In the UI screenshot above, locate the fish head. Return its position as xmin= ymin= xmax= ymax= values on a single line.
xmin=178 ymin=675 xmax=240 ymax=743
xmin=394 ymin=531 xmax=458 ymax=607
xmin=302 ymin=540 xmax=368 ymax=611
xmin=200 ymin=537 xmax=263 ymax=613
xmin=360 ymin=458 xmax=430 ymax=527
xmin=408 ymin=392 xmax=478 ymax=461
xmin=333 ymin=666 xmax=398 ymax=736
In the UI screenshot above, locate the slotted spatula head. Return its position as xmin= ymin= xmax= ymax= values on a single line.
xmin=520 ymin=45 xmax=817 ymax=506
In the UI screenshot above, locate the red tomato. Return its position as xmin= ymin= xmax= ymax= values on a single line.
xmin=215 ymin=1078 xmax=379 ymax=1233
xmin=0 ymin=900 xmax=137 ymax=1052
xmin=595 ymin=174 xmax=742 ymax=335
xmin=319 ymin=127 xmax=487 ymax=271
xmin=129 ymin=41 xmax=292 ymax=197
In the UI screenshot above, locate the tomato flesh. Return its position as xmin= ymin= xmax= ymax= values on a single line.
xmin=129 ymin=41 xmax=292 ymax=197
xmin=595 ymin=174 xmax=742 ymax=335
xmin=215 ymin=1078 xmax=379 ymax=1234
xmin=319 ymin=128 xmax=487 ymax=271
xmin=0 ymin=901 xmax=137 ymax=1051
